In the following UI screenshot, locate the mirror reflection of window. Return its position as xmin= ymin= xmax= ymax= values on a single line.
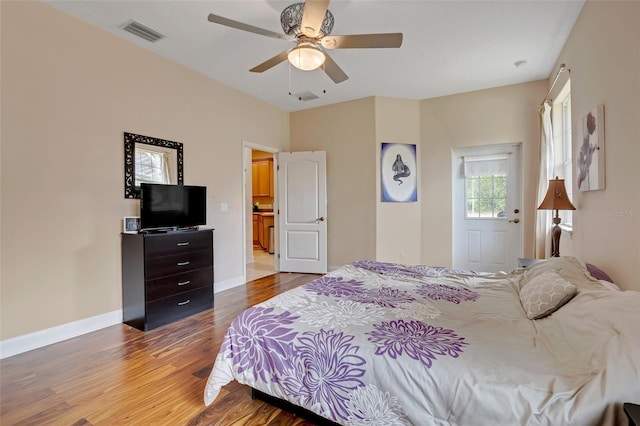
xmin=134 ymin=146 xmax=177 ymax=186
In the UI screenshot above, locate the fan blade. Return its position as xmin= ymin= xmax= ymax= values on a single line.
xmin=322 ymin=53 xmax=348 ymax=84
xmin=321 ymin=33 xmax=403 ymax=49
xmin=300 ymin=0 xmax=330 ymax=38
xmin=208 ymin=14 xmax=294 ymax=41
xmin=249 ymin=51 xmax=290 ymax=73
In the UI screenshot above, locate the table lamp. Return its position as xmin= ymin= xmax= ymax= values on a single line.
xmin=537 ymin=177 xmax=576 ymax=257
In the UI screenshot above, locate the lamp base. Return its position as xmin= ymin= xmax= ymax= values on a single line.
xmin=551 ymin=214 xmax=562 ymax=257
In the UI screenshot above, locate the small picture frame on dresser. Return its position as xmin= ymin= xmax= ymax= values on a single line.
xmin=123 ymin=217 xmax=140 ymax=234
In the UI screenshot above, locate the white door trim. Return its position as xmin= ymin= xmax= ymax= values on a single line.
xmin=242 ymin=141 xmax=279 ymax=284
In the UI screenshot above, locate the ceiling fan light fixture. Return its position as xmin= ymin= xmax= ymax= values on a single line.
xmin=288 ymin=44 xmax=325 ymax=71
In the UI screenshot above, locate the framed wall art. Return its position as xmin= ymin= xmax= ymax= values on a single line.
xmin=577 ymin=105 xmax=605 ymax=191
xmin=381 ymin=142 xmax=417 ymax=202
xmin=123 ymin=216 xmax=141 ymax=234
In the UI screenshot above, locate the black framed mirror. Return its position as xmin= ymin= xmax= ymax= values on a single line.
xmin=124 ymin=132 xmax=184 ymax=199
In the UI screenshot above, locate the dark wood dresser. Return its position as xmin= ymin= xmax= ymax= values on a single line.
xmin=121 ymin=229 xmax=214 ymax=331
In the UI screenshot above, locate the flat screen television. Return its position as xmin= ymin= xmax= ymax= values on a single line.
xmin=140 ymin=183 xmax=206 ymax=231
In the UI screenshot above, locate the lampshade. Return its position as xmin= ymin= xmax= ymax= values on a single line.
xmin=538 ymin=177 xmax=576 ymax=211
xmin=288 ymin=43 xmax=325 ymax=71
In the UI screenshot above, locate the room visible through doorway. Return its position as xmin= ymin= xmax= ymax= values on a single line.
xmin=246 ymin=147 xmax=276 ymax=281
xmin=246 ymin=246 xmax=275 ymax=281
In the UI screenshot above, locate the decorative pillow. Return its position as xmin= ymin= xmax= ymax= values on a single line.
xmin=519 ymin=271 xmax=578 ymax=319
xmin=521 ymin=256 xmax=608 ymax=291
xmin=585 ymin=263 xmax=614 ymax=283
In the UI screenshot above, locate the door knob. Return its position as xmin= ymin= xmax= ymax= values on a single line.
xmin=513 ymin=209 xmax=520 ymax=214
xmin=509 ymin=218 xmax=520 ymax=223
xmin=316 ymin=217 xmax=325 ymax=222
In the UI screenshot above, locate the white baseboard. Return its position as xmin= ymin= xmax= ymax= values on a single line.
xmin=214 ymin=275 xmax=246 ymax=293
xmin=1 ymin=277 xmax=249 ymax=360
xmin=0 ymin=309 xmax=122 ymax=360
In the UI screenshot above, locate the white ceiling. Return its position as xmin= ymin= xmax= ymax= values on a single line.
xmin=44 ymin=0 xmax=584 ymax=112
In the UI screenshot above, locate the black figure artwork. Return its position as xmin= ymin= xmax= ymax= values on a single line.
xmin=392 ymin=154 xmax=411 ymax=184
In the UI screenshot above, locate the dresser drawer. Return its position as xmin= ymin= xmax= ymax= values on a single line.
xmin=144 ymin=231 xmax=212 ymax=258
xmin=145 ymin=286 xmax=213 ymax=330
xmin=145 ymin=249 xmax=213 ymax=280
xmin=146 ymin=267 xmax=213 ymax=301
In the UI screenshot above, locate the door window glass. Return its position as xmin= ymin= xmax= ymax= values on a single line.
xmin=465 ymin=174 xmax=507 ymax=218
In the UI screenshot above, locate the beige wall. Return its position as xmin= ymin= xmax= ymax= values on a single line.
xmin=290 ymin=98 xmax=377 ymax=268
xmin=420 ymin=81 xmax=547 ymax=268
xmin=2 ymin=0 xmax=638 ymax=345
xmin=375 ymin=97 xmax=422 ymax=264
xmin=551 ymin=1 xmax=640 ymax=290
xmin=0 ymin=1 xmax=289 ymax=340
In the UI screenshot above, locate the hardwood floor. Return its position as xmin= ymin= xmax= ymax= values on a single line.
xmin=0 ymin=273 xmax=321 ymax=425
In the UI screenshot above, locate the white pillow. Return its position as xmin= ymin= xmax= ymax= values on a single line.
xmin=519 ymin=271 xmax=577 ymax=319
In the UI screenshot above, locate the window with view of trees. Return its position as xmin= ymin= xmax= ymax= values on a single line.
xmin=466 ymin=174 xmax=507 ymax=219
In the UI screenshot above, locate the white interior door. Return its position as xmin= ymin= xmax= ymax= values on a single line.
xmin=277 ymin=151 xmax=327 ymax=273
xmin=453 ymin=144 xmax=522 ymax=272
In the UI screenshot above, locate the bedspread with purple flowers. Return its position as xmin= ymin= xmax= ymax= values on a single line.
xmin=204 ymin=259 xmax=640 ymax=425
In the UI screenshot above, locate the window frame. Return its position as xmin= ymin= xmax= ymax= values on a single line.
xmin=464 ymin=174 xmax=508 ymax=219
xmin=552 ymin=81 xmax=573 ymax=233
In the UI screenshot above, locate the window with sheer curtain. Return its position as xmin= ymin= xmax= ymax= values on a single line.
xmin=554 ymin=82 xmax=573 ymax=230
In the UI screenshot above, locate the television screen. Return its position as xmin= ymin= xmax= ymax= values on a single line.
xmin=140 ymin=184 xmax=206 ymax=230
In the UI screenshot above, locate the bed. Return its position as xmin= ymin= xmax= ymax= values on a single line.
xmin=203 ymin=257 xmax=640 ymax=425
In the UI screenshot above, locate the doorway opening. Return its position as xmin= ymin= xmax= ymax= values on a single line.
xmin=243 ymin=142 xmax=278 ymax=282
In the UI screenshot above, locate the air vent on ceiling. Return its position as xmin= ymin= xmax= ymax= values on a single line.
xmin=290 ymin=90 xmax=320 ymax=101
xmin=120 ymin=20 xmax=165 ymax=43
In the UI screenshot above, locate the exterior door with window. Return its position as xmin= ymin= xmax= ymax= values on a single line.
xmin=277 ymin=151 xmax=327 ymax=274
xmin=453 ymin=144 xmax=522 ymax=272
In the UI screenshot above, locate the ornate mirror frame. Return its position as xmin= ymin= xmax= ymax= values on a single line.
xmin=124 ymin=132 xmax=184 ymax=199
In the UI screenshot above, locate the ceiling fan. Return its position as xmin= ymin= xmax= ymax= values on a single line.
xmin=207 ymin=0 xmax=403 ymax=84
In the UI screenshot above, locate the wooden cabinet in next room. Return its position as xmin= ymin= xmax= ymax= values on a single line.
xmin=252 ymin=159 xmax=273 ymax=197
xmin=121 ymin=229 xmax=214 ymax=331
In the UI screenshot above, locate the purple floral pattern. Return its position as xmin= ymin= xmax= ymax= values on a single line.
xmin=305 ymin=276 xmax=366 ymax=298
xmin=208 ymin=262 xmax=482 ymax=424
xmin=280 ymin=329 xmax=366 ymax=421
xmin=351 ymin=287 xmax=416 ymax=308
xmin=221 ymin=307 xmax=299 ymax=382
xmin=416 ymin=282 xmax=479 ymax=304
xmin=353 ymin=260 xmax=477 ymax=279
xmin=353 ymin=260 xmax=412 ymax=275
xmin=367 ymin=320 xmax=467 ymax=368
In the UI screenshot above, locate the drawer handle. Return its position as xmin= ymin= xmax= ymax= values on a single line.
xmin=177 ymin=261 xmax=190 ymax=266
xmin=177 ymin=242 xmax=190 ymax=247
xmin=177 ymin=280 xmax=191 ymax=286
xmin=177 ymin=300 xmax=191 ymax=306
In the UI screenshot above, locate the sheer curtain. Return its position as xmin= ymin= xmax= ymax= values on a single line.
xmin=534 ymin=102 xmax=554 ymax=258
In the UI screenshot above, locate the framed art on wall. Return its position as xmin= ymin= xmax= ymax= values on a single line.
xmin=123 ymin=217 xmax=140 ymax=234
xmin=577 ymin=105 xmax=605 ymax=191
xmin=381 ymin=142 xmax=417 ymax=202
